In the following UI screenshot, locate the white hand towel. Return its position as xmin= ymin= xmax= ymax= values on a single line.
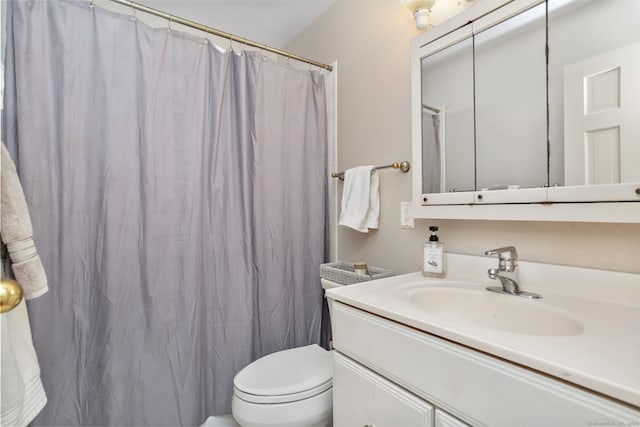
xmin=1 ymin=142 xmax=48 ymax=299
xmin=338 ymin=166 xmax=380 ymax=233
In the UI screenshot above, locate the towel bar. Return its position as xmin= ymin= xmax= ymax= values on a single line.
xmin=331 ymin=161 xmax=410 ymax=180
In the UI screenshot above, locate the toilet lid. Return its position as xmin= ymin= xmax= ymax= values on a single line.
xmin=233 ymin=344 xmax=332 ymax=404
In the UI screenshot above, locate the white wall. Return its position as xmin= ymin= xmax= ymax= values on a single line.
xmin=286 ymin=0 xmax=640 ymax=275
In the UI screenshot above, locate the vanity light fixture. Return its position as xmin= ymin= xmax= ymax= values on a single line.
xmin=401 ymin=0 xmax=437 ymax=30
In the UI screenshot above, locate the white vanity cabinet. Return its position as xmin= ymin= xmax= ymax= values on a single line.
xmin=435 ymin=410 xmax=469 ymax=427
xmin=329 ymin=300 xmax=640 ymax=426
xmin=333 ymin=352 xmax=435 ymax=427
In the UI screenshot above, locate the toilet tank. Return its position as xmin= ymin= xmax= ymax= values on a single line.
xmin=321 ymin=278 xmax=344 ymax=291
xmin=319 ymin=262 xmax=395 ymax=348
xmin=321 ymin=279 xmax=344 ymax=323
xmin=319 ymin=262 xmax=395 ymax=313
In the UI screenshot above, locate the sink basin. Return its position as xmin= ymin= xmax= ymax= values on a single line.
xmin=402 ymin=284 xmax=583 ymax=336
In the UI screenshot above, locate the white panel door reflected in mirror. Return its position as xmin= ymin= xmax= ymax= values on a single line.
xmin=564 ymin=42 xmax=640 ymax=185
xmin=548 ymin=0 xmax=640 ymax=187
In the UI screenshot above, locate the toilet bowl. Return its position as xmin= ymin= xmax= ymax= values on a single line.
xmin=231 ymin=344 xmax=333 ymax=427
xmin=231 ymin=278 xmax=341 ymax=427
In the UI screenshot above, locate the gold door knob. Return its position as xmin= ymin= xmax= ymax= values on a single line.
xmin=0 ymin=278 xmax=24 ymax=313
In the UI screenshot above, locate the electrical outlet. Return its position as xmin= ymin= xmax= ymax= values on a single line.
xmin=400 ymin=202 xmax=414 ymax=229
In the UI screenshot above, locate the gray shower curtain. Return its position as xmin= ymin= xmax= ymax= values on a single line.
xmin=3 ymin=1 xmax=327 ymax=425
xmin=422 ymin=109 xmax=442 ymax=193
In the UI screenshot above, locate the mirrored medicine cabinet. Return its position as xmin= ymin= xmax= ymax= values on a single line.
xmin=410 ymin=0 xmax=640 ymax=222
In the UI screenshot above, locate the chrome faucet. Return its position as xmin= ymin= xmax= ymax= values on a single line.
xmin=484 ymin=246 xmax=541 ymax=299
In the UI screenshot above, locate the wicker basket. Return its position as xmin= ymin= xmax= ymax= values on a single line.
xmin=319 ymin=261 xmax=394 ymax=286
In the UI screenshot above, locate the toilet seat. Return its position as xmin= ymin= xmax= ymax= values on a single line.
xmin=233 ymin=344 xmax=332 ymax=404
xmin=234 ymin=378 xmax=332 ymax=404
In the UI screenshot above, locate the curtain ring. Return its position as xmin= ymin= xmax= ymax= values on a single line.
xmin=131 ymin=4 xmax=137 ymax=21
xmin=88 ymin=0 xmax=94 ymax=8
xmin=167 ymin=15 xmax=172 ymax=33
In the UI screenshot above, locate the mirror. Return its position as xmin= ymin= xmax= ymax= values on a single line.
xmin=474 ymin=3 xmax=547 ymax=191
xmin=421 ymin=33 xmax=474 ymax=193
xmin=418 ymin=0 xmax=640 ymax=197
xmin=548 ymin=0 xmax=640 ymax=186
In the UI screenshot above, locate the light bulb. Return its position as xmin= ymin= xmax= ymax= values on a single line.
xmin=401 ymin=0 xmax=437 ymax=30
xmin=401 ymin=0 xmax=437 ymax=12
xmin=413 ymin=8 xmax=431 ymax=30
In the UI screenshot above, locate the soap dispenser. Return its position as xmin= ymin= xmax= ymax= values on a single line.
xmin=423 ymin=226 xmax=445 ymax=278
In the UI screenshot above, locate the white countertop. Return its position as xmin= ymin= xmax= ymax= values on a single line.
xmin=325 ymin=254 xmax=640 ymax=408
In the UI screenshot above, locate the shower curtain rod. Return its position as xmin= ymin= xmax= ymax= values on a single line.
xmin=107 ymin=0 xmax=333 ymax=71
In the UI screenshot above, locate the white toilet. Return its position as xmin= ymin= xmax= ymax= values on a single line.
xmin=231 ymin=278 xmax=341 ymax=427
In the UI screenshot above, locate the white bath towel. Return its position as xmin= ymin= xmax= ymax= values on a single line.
xmin=338 ymin=166 xmax=379 ymax=233
xmin=1 ymin=141 xmax=49 ymax=426
xmin=0 ymin=300 xmax=48 ymax=427
xmin=1 ymin=142 xmax=48 ymax=299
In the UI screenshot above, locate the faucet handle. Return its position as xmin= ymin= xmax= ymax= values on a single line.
xmin=484 ymin=246 xmax=518 ymax=272
xmin=484 ymin=246 xmax=517 ymax=258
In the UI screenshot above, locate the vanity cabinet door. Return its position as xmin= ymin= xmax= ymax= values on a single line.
xmin=333 ymin=352 xmax=434 ymax=427
xmin=435 ymin=409 xmax=470 ymax=427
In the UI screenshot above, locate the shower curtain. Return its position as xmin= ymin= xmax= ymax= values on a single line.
xmin=3 ymin=1 xmax=327 ymax=425
xmin=422 ymin=109 xmax=442 ymax=193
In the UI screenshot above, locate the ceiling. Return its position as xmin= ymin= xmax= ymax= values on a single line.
xmin=135 ymin=0 xmax=337 ymax=49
